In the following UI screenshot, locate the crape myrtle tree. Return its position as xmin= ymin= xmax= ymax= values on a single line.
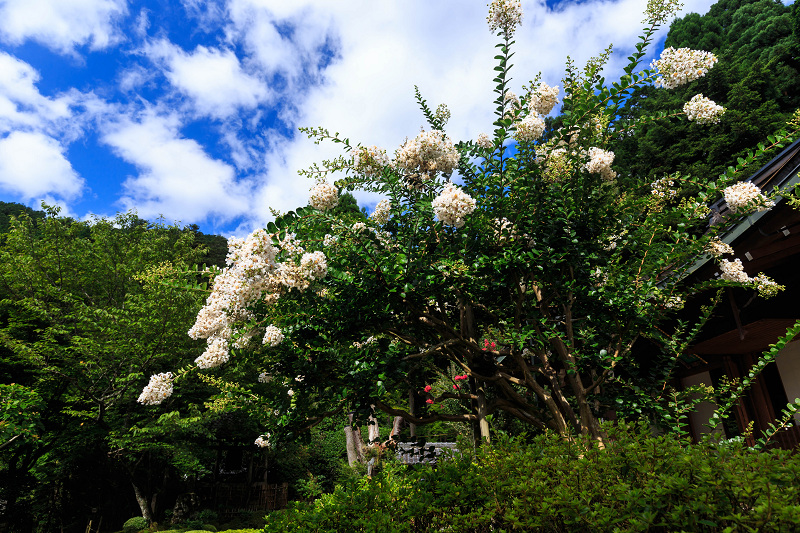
xmin=145 ymin=0 xmax=796 ymax=447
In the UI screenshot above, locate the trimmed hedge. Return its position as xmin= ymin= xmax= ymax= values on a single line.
xmin=263 ymin=424 xmax=800 ymax=532
xmin=122 ymin=516 xmax=149 ymax=533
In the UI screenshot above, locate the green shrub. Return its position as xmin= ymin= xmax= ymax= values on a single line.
xmin=122 ymin=516 xmax=149 ymax=533
xmin=263 ymin=424 xmax=800 ymax=532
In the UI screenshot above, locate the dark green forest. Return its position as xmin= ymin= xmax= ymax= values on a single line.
xmin=613 ymin=0 xmax=800 ymax=182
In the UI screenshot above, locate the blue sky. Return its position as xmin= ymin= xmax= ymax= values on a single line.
xmin=0 ymin=0 xmax=717 ymax=236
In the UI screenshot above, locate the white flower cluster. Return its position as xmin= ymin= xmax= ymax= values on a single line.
xmin=254 ymin=435 xmax=270 ymax=448
xmin=431 ymin=183 xmax=477 ymax=229
xmin=651 ymin=47 xmax=718 ymax=90
xmin=394 ymin=130 xmax=460 ymax=185
xmin=370 ymin=199 xmax=391 ymax=225
xmin=514 ymin=113 xmax=545 ymax=143
xmin=651 ymin=176 xmax=677 ymax=199
xmin=719 ymin=260 xmax=784 ymax=297
xmin=323 ymin=234 xmax=338 ymax=247
xmin=434 ymin=103 xmax=451 ymax=125
xmin=263 ymin=325 xmax=284 ymax=347
xmin=683 ymin=94 xmax=725 ymax=124
xmin=352 ymin=221 xmax=367 ymax=233
xmin=355 ymin=145 xmax=390 ymax=178
xmin=585 ymin=147 xmax=616 ymax=180
xmin=309 ymin=182 xmax=339 ymax=211
xmin=258 ymin=372 xmax=272 ymax=383
xmin=188 ymin=229 xmax=328 ymax=369
xmin=753 ymin=273 xmax=783 ymax=298
xmin=528 ymin=83 xmax=559 ymax=116
xmin=476 ymin=133 xmax=493 ymax=150
xmin=706 ymin=238 xmax=734 ymax=258
xmin=195 ymin=334 xmax=230 ymax=369
xmin=723 ymin=181 xmax=774 ymax=214
xmin=719 ymin=258 xmax=750 ymax=283
xmin=487 ymin=0 xmax=523 ymax=37
xmin=353 ymin=336 xmax=377 ymax=349
xmin=137 ymin=372 xmax=174 ymax=406
xmin=663 ymin=295 xmax=685 ymax=309
xmin=300 ymin=251 xmax=327 ymax=280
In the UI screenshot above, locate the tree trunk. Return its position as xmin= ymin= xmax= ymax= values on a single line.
xmin=475 ymin=384 xmax=491 ymax=444
xmin=344 ymin=413 xmax=365 ymax=466
xmin=390 ymin=416 xmax=403 ymax=440
xmin=367 ymin=407 xmax=380 ymax=445
xmin=131 ymin=481 xmax=154 ymax=524
xmin=408 ymin=389 xmax=417 ymax=438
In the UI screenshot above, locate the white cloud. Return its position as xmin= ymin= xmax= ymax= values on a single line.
xmin=146 ymin=40 xmax=271 ymax=119
xmin=0 ymin=0 xmax=127 ymax=55
xmin=217 ymin=0 xmax=719 ymax=227
xmin=101 ymin=110 xmax=253 ymax=223
xmin=226 ymin=0 xmax=338 ymax=86
xmin=0 ymin=0 xmax=721 ymax=234
xmin=0 ymin=131 xmax=84 ymax=200
xmin=0 ymin=52 xmax=72 ymax=133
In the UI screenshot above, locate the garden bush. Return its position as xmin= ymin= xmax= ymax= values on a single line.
xmin=263 ymin=424 xmax=800 ymax=532
xmin=122 ymin=516 xmax=149 ymax=533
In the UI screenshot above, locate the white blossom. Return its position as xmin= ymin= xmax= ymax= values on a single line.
xmin=355 ymin=145 xmax=390 ymax=178
xmin=651 ymin=47 xmax=718 ymax=90
xmin=651 ymin=176 xmax=677 ymax=199
xmin=723 ymin=181 xmax=774 ymax=214
xmin=487 ymin=0 xmax=523 ymax=37
xmin=353 ymin=336 xmax=377 ymax=349
xmin=370 ymin=199 xmax=391 ymax=225
xmin=706 ymin=238 xmax=734 ymax=258
xmin=254 ymin=435 xmax=270 ymax=448
xmin=137 ymin=372 xmax=174 ymax=406
xmin=300 ymin=251 xmax=328 ymax=281
xmin=528 ymin=83 xmax=559 ymax=116
xmin=258 ymin=372 xmax=272 ymax=383
xmin=684 ymin=94 xmax=725 ymax=124
xmin=195 ymin=334 xmax=230 ymax=369
xmin=352 ymin=221 xmax=367 ymax=233
xmin=431 ymin=183 xmax=477 ymax=229
xmin=263 ymin=325 xmax=284 ymax=347
xmin=753 ymin=273 xmax=783 ymax=298
xmin=585 ymin=147 xmax=616 ymax=180
xmin=394 ymin=130 xmax=459 ymax=186
xmin=514 ymin=113 xmax=545 ymax=142
xmin=476 ymin=133 xmax=493 ymax=150
xmin=719 ymin=258 xmax=750 ymax=283
xmin=664 ymin=295 xmax=685 ymax=309
xmin=323 ymin=234 xmax=338 ymax=247
xmin=309 ymin=182 xmax=339 ymax=211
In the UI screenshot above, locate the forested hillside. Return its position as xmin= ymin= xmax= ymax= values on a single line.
xmin=613 ymin=0 xmax=800 ymax=181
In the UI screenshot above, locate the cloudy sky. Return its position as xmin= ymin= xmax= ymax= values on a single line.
xmin=0 ymin=0 xmax=718 ymax=236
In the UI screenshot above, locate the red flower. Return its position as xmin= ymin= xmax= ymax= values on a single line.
xmin=424 ymin=385 xmax=432 ymax=392
xmin=453 ymin=384 xmax=460 ymax=390
xmin=426 ymin=399 xmax=434 ymax=404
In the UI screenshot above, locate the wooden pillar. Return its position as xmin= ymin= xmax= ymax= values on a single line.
xmin=723 ymin=355 xmax=755 ymax=447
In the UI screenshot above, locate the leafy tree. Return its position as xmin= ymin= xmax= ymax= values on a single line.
xmin=0 ymin=207 xmax=213 ymax=530
xmin=158 ymin=0 xmax=798 ymax=452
